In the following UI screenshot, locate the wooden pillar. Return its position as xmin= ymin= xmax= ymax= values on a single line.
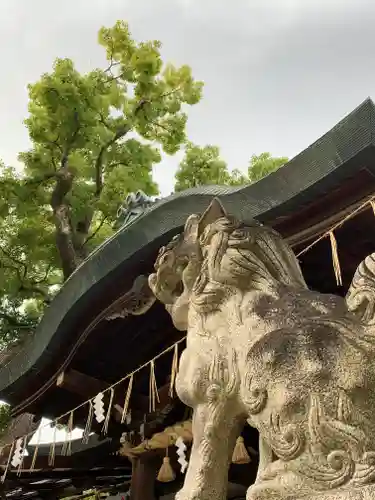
xmin=130 ymin=455 xmax=158 ymax=500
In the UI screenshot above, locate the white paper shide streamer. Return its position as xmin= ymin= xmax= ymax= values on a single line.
xmin=93 ymin=392 xmax=105 ymax=423
xmin=11 ymin=438 xmax=25 ymax=468
xmin=175 ymin=436 xmax=188 ymax=474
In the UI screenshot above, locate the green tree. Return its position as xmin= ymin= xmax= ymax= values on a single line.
xmin=248 ymin=152 xmax=288 ymax=183
xmin=174 ymin=143 xmax=232 ymax=191
xmin=0 ymin=20 xmax=202 ymax=346
xmin=175 ymin=146 xmax=287 ymax=191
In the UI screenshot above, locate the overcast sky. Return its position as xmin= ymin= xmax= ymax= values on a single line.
xmin=1 ymin=0 xmax=375 ymax=195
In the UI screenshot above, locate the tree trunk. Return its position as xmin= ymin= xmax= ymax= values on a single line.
xmin=50 ymin=168 xmax=80 ymax=280
xmin=49 ymin=122 xmax=133 ymax=279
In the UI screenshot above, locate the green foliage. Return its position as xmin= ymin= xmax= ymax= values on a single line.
xmin=0 ymin=20 xmax=202 ymax=346
xmin=0 ymin=404 xmax=11 ymax=438
xmin=175 ymin=143 xmax=232 ymax=191
xmin=248 ymin=152 xmax=288 ymax=183
xmin=175 ymin=146 xmax=288 ymax=191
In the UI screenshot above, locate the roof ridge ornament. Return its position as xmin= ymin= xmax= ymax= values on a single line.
xmin=105 ymin=275 xmax=156 ymax=320
xmin=114 ymin=190 xmax=158 ymax=230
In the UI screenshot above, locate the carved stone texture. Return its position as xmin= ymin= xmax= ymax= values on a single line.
xmin=148 ymin=198 xmax=375 ymax=500
xmin=105 ymin=275 xmax=156 ymax=320
xmin=301 ymin=485 xmax=375 ymax=499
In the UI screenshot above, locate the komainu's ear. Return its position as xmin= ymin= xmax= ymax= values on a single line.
xmin=183 ymin=214 xmax=200 ymax=246
xmin=198 ymin=198 xmax=228 ymax=235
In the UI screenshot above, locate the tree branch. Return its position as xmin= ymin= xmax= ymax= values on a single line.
xmin=45 ymin=133 xmax=63 ymax=154
xmin=94 ymin=125 xmax=130 ymax=197
xmin=98 ymin=113 xmax=116 ymax=132
xmin=31 ymin=264 xmax=52 ymax=285
xmin=160 ymin=86 xmax=182 ymax=99
xmin=82 ymin=216 xmax=109 ymax=247
xmin=152 ymin=120 xmax=172 ymax=133
xmin=74 ymin=123 xmax=130 ymax=254
xmin=106 ymin=161 xmax=129 ymax=170
xmin=103 ymin=43 xmax=119 ymax=73
xmin=18 ymin=284 xmax=51 ymax=304
xmin=0 ymin=260 xmax=24 ymax=284
xmin=94 ymin=98 xmax=149 ymax=197
xmin=0 ymin=312 xmax=37 ymax=330
xmin=0 ymin=249 xmax=52 ymax=303
xmin=24 ymin=172 xmax=56 ymax=186
xmin=104 ymin=59 xmax=120 ymax=75
xmin=0 ymin=244 xmax=28 ymax=280
xmin=51 ymin=155 xmax=58 ymax=171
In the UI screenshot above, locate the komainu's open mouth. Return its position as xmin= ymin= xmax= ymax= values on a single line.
xmin=150 ymin=261 xmax=187 ymax=305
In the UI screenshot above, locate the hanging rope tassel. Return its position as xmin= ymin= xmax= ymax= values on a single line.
xmin=232 ymin=436 xmax=251 ymax=464
xmin=169 ymin=343 xmax=179 ymax=398
xmin=121 ymin=374 xmax=133 ymax=425
xmin=149 ymin=360 xmax=160 ymax=413
xmin=30 ymin=445 xmax=39 ymax=472
xmin=157 ymin=446 xmax=176 ymax=483
xmin=66 ymin=411 xmax=74 ymax=456
xmin=48 ymin=424 xmax=57 ymax=467
xmin=102 ymin=388 xmax=115 ymax=435
xmin=30 ymin=426 xmax=42 ymax=471
xmin=61 ymin=411 xmax=74 ymax=457
xmin=329 ymin=231 xmax=342 ymax=286
xmin=82 ymin=401 xmax=94 ymax=445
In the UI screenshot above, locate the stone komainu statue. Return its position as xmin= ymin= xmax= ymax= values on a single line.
xmin=148 ymin=199 xmax=375 ymax=500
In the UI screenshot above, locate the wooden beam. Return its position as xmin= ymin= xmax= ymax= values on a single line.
xmin=56 ymin=369 xmax=109 ymax=399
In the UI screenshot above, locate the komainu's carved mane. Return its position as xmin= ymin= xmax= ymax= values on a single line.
xmin=149 ymin=199 xmax=308 ymax=325
xmin=194 ymin=212 xmax=307 ymax=289
xmin=346 ymin=253 xmax=375 ymax=323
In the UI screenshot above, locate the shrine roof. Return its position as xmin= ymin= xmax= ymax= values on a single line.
xmin=2 ymin=97 xmax=375 ymax=412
